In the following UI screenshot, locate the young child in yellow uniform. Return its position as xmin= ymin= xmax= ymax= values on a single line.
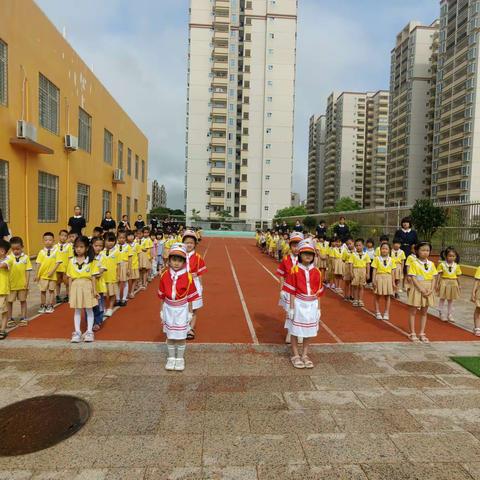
xmin=116 ymin=231 xmax=131 ymax=306
xmin=102 ymin=232 xmax=121 ymax=318
xmin=139 ymin=227 xmax=153 ymax=289
xmin=436 ymin=246 xmax=462 ymax=322
xmin=349 ymin=238 xmax=370 ymax=307
xmin=472 ymin=266 xmax=480 ymax=336
xmin=55 ymin=229 xmax=73 ymax=303
xmin=371 ymin=242 xmax=396 ymax=321
xmin=0 ymin=239 xmax=12 ymax=339
xmin=35 ymin=232 xmax=62 ymax=314
xmin=329 ymin=237 xmax=344 ymax=293
xmin=127 ymin=231 xmax=140 ymax=298
xmin=391 ymin=239 xmax=406 ymax=296
xmin=7 ymin=236 xmax=32 ymax=327
xmin=92 ymin=237 xmax=107 ymax=331
xmin=407 ymin=242 xmax=438 ymax=343
xmin=342 ymin=237 xmax=355 ymax=301
xmin=68 ymin=236 xmax=99 ymax=343
xmin=316 ymin=235 xmax=329 ymax=283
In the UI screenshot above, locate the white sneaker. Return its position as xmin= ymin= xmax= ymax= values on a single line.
xmin=174 ymin=358 xmax=185 ymax=371
xmin=38 ymin=305 xmax=46 ymax=314
xmin=83 ymin=331 xmax=94 ymax=342
xmin=71 ymin=331 xmax=82 ymax=343
xmin=440 ymin=313 xmax=448 ymax=322
xmin=447 ymin=314 xmax=455 ymax=323
xmin=45 ymin=305 xmax=54 ymax=314
xmin=104 ymin=309 xmax=113 ymax=318
xmin=165 ymin=357 xmax=176 ymax=370
xmin=383 ymin=313 xmax=389 ymax=321
xmin=375 ymin=312 xmax=383 ymax=320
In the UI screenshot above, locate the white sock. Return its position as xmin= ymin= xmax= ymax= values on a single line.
xmin=438 ymin=299 xmax=445 ymax=313
xmin=176 ymin=343 xmax=186 ymax=359
xmin=74 ymin=309 xmax=81 ymax=333
xmin=122 ymin=283 xmax=129 ymax=301
xmin=116 ymin=292 xmax=120 ymax=301
xmin=86 ymin=308 xmax=94 ymax=333
xmin=447 ymin=301 xmax=453 ymax=316
xmin=166 ymin=341 xmax=175 ymax=358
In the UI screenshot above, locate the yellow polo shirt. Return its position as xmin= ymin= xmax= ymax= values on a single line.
xmin=475 ymin=266 xmax=480 ymax=279
xmin=408 ymin=260 xmax=438 ymax=281
xmin=66 ymin=258 xmax=98 ymax=279
xmin=349 ymin=252 xmax=371 ymax=268
xmin=329 ymin=247 xmax=343 ymax=259
xmin=102 ymin=247 xmax=121 ymax=283
xmin=93 ymin=254 xmax=107 ymax=294
xmin=8 ymin=253 xmax=32 ymax=291
xmin=0 ymin=257 xmax=13 ymax=295
xmin=371 ymin=256 xmax=396 ymax=274
xmin=36 ymin=247 xmax=61 ymax=280
xmin=437 ymin=261 xmax=462 ymax=279
xmin=391 ymin=249 xmax=406 ymax=266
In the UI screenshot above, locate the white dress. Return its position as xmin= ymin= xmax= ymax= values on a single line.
xmin=161 ymin=269 xmax=190 ymax=340
xmin=187 ymin=251 xmax=204 ymax=310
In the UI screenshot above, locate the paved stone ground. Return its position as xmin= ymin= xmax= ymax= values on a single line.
xmin=0 ymin=340 xmax=480 ymax=479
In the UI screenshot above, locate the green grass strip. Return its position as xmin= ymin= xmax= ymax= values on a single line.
xmin=450 ymin=357 xmax=480 ymax=378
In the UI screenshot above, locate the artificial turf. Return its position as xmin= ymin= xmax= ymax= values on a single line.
xmin=450 ymin=357 xmax=480 ymax=377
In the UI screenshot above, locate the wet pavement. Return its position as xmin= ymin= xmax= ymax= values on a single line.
xmin=0 ymin=340 xmax=479 ymax=479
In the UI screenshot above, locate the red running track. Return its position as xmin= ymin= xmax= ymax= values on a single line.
xmin=9 ymin=237 xmax=475 ymax=344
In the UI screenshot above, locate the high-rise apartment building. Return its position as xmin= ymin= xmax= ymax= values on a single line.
xmin=432 ymin=0 xmax=480 ymax=203
xmin=185 ymin=0 xmax=297 ymax=223
xmin=306 ymin=114 xmax=326 ymax=213
xmin=320 ymin=91 xmax=389 ymax=210
xmin=387 ymin=21 xmax=439 ymax=207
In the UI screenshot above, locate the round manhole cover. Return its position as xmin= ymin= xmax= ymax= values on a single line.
xmin=0 ymin=395 xmax=91 ymax=456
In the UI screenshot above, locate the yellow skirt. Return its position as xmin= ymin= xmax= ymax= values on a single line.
xmin=333 ymin=258 xmax=344 ymax=276
xmin=138 ymin=252 xmax=151 ymax=269
xmin=407 ymin=279 xmax=435 ymax=308
xmin=118 ymin=262 xmax=129 ymax=282
xmin=374 ymin=273 xmax=394 ymax=296
xmin=318 ymin=258 xmax=328 ymax=269
xmin=352 ymin=268 xmax=367 ymax=287
xmin=438 ymin=278 xmax=460 ymax=301
xmin=106 ymin=282 xmax=119 ymax=297
xmin=129 ymin=268 xmax=140 ymax=280
xmin=69 ymin=278 xmax=97 ymax=309
xmin=393 ymin=266 xmax=403 ymax=281
xmin=475 ymin=292 xmax=480 ymax=308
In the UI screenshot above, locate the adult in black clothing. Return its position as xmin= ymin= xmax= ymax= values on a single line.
xmin=100 ymin=210 xmax=116 ymax=232
xmin=280 ymin=221 xmax=288 ymax=234
xmin=134 ymin=215 xmax=145 ymax=230
xmin=293 ymin=220 xmax=303 ymax=232
xmin=0 ymin=209 xmax=10 ymax=241
xmin=333 ymin=216 xmax=350 ymax=242
xmin=118 ymin=215 xmax=131 ymax=231
xmin=316 ymin=220 xmax=327 ymax=238
xmin=67 ymin=206 xmax=86 ymax=235
xmin=150 ymin=217 xmax=159 ymax=231
xmin=394 ymin=217 xmax=418 ymax=257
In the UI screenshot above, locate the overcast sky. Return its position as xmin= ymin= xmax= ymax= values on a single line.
xmin=36 ymin=0 xmax=439 ymax=210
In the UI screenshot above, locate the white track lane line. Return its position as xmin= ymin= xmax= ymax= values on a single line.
xmin=241 ymin=245 xmax=343 ymax=344
xmin=224 ymin=243 xmax=259 ymax=345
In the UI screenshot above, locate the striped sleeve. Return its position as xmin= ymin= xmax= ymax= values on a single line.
xmin=276 ymin=257 xmax=287 ymax=277
xmin=196 ymin=254 xmax=207 ymax=276
xmin=282 ymin=271 xmax=296 ymax=294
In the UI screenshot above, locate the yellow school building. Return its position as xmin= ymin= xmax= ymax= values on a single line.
xmin=0 ymin=0 xmax=148 ymax=254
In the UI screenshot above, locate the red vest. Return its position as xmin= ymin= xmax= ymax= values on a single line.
xmin=186 ymin=251 xmax=207 ymax=276
xmin=282 ymin=264 xmax=324 ymax=300
xmin=158 ymin=268 xmax=199 ymax=305
xmin=276 ymin=254 xmax=298 ymax=278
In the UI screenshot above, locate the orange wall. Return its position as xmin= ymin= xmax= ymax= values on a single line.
xmin=0 ymin=0 xmax=148 ymax=254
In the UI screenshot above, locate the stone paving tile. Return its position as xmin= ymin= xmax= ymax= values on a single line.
xmin=144 ymin=467 xmax=204 ymax=480
xmin=373 ymin=374 xmax=447 ymax=390
xmin=354 ymin=388 xmax=436 ymax=409
xmin=24 ymin=373 xmax=106 ymax=391
xmin=204 ymin=410 xmax=251 ymax=433
xmin=360 ymin=462 xmax=474 ymax=480
xmin=202 ymin=466 xmax=258 ymax=480
xmin=248 ymin=409 xmax=337 ymax=434
xmin=205 ymin=392 xmax=286 ymax=411
xmin=157 ymin=411 xmax=205 ymax=434
xmin=436 ymin=374 xmax=480 ymax=389
xmin=391 ymin=361 xmax=459 ymax=374
xmin=299 ymin=433 xmax=401 ymax=464
xmin=284 ymin=390 xmax=364 ymax=410
xmin=256 ymin=464 xmax=367 ymax=480
xmin=423 ymin=389 xmax=480 ymax=409
xmin=390 ymin=432 xmax=480 ymax=462
xmin=408 ymin=408 xmax=480 ymax=432
xmin=463 ymin=462 xmax=480 ymax=480
xmin=310 ymin=374 xmax=383 ymax=391
xmin=331 ymin=408 xmax=424 ymax=433
xmin=126 ymin=390 xmax=207 ymax=411
xmin=202 ymin=434 xmax=306 ymax=467
xmin=0 ymin=472 xmax=32 ymax=480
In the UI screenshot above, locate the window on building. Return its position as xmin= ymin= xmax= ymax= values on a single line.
xmin=265 ymin=144 xmax=271 ymax=149
xmin=39 ymin=73 xmax=59 ymax=134
xmin=241 ymin=189 xmax=247 ymax=197
xmin=269 ymin=33 xmax=275 ymax=39
xmin=78 ymin=108 xmax=92 ymax=152
xmin=126 ymin=196 xmax=131 ymax=219
xmin=104 ymin=129 xmax=113 ymax=164
xmin=266 ymin=159 xmax=271 ymax=165
xmin=141 ymin=159 xmax=145 ymax=182
xmin=268 ymin=65 xmax=273 ymax=71
xmin=266 ymin=128 xmax=271 ymax=134
xmin=118 ymin=141 xmax=124 ymax=170
xmin=267 ymin=112 xmax=272 ymax=118
xmin=265 ymin=190 xmax=270 ymax=195
xmin=264 ymin=206 xmax=269 ymax=211
xmin=265 ymin=175 xmax=270 ymax=180
xmin=267 ymin=96 xmax=273 ymax=102
xmin=134 ymin=198 xmax=138 ymax=212
xmin=127 ymin=148 xmax=132 ymax=175
xmin=116 ymin=194 xmax=122 ymax=221
xmin=38 ymin=171 xmax=58 ymax=222
xmin=0 ymin=40 xmax=7 ymax=106
xmin=0 ymin=160 xmax=8 ymax=221
xmin=76 ymin=183 xmax=90 ymax=221
xmin=135 ymin=155 xmax=139 ymax=179
xmin=241 ymin=174 xmax=247 ymax=181
xmin=102 ymin=190 xmax=111 ymax=215
xmin=241 ymin=205 xmax=247 ymax=212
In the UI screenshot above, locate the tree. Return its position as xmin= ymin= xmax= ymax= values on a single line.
xmin=217 ymin=209 xmax=232 ymax=220
xmin=274 ymin=205 xmax=307 ymax=219
xmin=327 ymin=219 xmax=360 ymax=238
xmin=410 ymin=199 xmax=447 ymax=242
xmin=334 ymin=197 xmax=361 ymax=212
xmin=303 ymin=216 xmax=317 ymax=231
xmin=149 ymin=206 xmax=185 ymax=219
xmin=191 ymin=209 xmax=201 ymax=221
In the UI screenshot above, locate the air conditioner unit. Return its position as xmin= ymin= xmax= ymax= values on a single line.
xmin=113 ymin=169 xmax=125 ymax=182
xmin=16 ymin=120 xmax=37 ymax=141
xmin=64 ymin=134 xmax=78 ymax=150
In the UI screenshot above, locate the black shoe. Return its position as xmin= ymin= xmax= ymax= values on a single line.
xmin=63 ymin=296 xmax=69 ymax=303
xmin=120 ymin=300 xmax=127 ymax=307
xmin=114 ymin=300 xmax=121 ymax=307
xmin=56 ymin=295 xmax=62 ymax=304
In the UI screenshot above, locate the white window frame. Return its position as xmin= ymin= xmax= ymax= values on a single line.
xmin=38 ymin=171 xmax=58 ymax=223
xmin=78 ymin=108 xmax=92 ymax=153
xmin=39 ymin=73 xmax=59 ymax=134
xmin=104 ymin=129 xmax=113 ymax=164
xmin=76 ymin=183 xmax=90 ymax=221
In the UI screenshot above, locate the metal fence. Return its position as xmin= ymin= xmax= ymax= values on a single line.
xmin=279 ymin=202 xmax=480 ymax=266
